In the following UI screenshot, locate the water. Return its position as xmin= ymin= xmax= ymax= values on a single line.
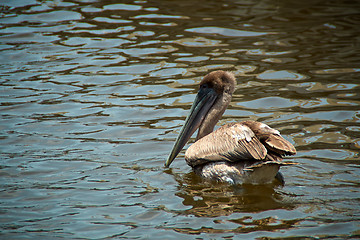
xmin=1 ymin=0 xmax=360 ymax=239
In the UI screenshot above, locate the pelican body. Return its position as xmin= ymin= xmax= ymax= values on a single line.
xmin=165 ymin=71 xmax=296 ymax=185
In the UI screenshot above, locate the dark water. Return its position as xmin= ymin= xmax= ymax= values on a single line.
xmin=1 ymin=0 xmax=360 ymax=239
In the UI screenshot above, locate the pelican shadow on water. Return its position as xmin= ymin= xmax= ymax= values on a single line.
xmin=165 ymin=70 xmax=296 ymax=185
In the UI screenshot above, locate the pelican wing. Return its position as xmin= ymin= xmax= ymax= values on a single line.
xmin=264 ymin=134 xmax=297 ymax=156
xmin=185 ymin=123 xmax=267 ymax=167
xmin=241 ymin=120 xmax=296 ymax=156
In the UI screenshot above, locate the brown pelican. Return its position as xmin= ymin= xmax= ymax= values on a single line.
xmin=165 ymin=70 xmax=296 ymax=185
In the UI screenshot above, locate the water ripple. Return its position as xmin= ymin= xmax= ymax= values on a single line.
xmin=1 ymin=0 xmax=360 ymax=239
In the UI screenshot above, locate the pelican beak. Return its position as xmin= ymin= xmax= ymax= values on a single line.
xmin=165 ymin=86 xmax=217 ymax=167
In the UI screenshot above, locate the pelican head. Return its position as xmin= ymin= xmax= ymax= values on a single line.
xmin=165 ymin=70 xmax=236 ymax=167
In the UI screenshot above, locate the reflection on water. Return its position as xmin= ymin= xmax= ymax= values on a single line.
xmin=1 ymin=0 xmax=360 ymax=239
xmin=174 ymin=171 xmax=296 ymax=217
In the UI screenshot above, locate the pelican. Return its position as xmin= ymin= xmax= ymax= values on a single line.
xmin=165 ymin=70 xmax=296 ymax=185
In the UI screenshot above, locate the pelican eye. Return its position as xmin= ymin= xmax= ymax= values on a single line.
xmin=201 ymin=83 xmax=208 ymax=88
xmin=201 ymin=83 xmax=213 ymax=90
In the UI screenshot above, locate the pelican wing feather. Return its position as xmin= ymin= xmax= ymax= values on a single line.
xmin=241 ymin=120 xmax=296 ymax=156
xmin=264 ymin=134 xmax=297 ymax=156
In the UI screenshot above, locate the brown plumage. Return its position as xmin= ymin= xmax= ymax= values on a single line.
xmin=165 ymin=70 xmax=296 ymax=185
